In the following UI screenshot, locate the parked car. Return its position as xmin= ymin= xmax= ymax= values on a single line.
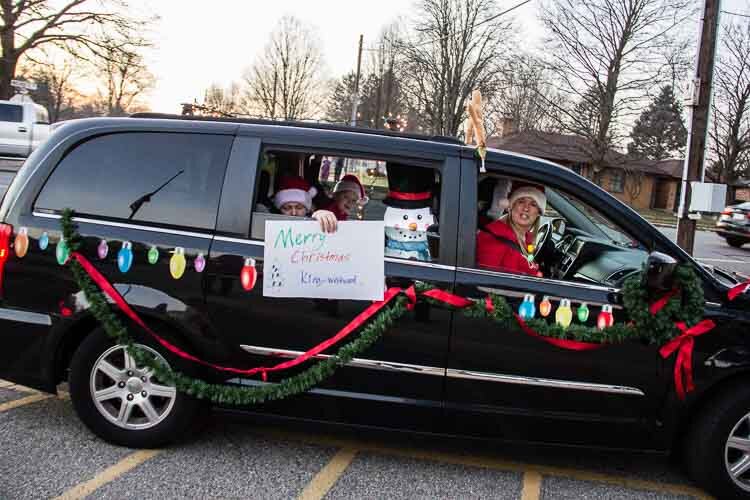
xmin=1 ymin=115 xmax=749 ymax=498
xmin=0 ymin=98 xmax=50 ymax=157
xmin=717 ymin=201 xmax=750 ymax=248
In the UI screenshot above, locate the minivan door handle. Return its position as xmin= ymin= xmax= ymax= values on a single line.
xmin=17 ymin=126 xmax=27 ymax=132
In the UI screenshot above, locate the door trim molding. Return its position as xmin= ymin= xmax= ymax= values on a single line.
xmin=239 ymin=344 xmax=645 ymax=396
xmin=0 ymin=307 xmax=52 ymax=326
xmin=32 ymin=212 xmax=213 ymax=239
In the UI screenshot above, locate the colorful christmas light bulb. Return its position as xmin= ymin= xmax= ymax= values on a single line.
xmin=170 ymin=247 xmax=186 ymax=279
xmin=117 ymin=241 xmax=133 ymax=273
xmin=577 ymin=302 xmax=590 ymax=323
xmin=597 ymin=304 xmax=614 ymax=330
xmin=14 ymin=227 xmax=29 ymax=258
xmin=39 ymin=232 xmax=49 ymax=251
xmin=56 ymin=238 xmax=69 ymax=265
xmin=555 ymin=299 xmax=573 ymax=329
xmin=147 ymin=245 xmax=159 ymax=264
xmin=97 ymin=239 xmax=109 ymax=260
xmin=518 ymin=294 xmax=536 ymax=319
xmin=194 ymin=253 xmax=206 ymax=273
xmin=539 ymin=296 xmax=552 ymax=317
xmin=241 ymin=257 xmax=257 ymax=291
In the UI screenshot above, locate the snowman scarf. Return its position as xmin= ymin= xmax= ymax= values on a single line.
xmin=385 ymin=237 xmax=431 ymax=261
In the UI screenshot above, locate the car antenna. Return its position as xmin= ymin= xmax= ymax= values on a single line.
xmin=128 ymin=170 xmax=185 ymax=220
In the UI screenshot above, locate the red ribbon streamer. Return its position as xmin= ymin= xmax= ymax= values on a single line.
xmin=658 ymin=319 xmax=715 ymax=400
xmin=650 ymin=288 xmax=679 ymax=315
xmin=513 ymin=313 xmax=605 ymax=351
xmin=728 ymin=279 xmax=750 ymax=301
xmin=73 ymin=252 xmax=401 ymax=378
xmin=422 ymin=288 xmax=472 ymax=308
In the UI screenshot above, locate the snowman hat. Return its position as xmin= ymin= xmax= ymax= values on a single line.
xmin=273 ymin=176 xmax=317 ymax=211
xmin=383 ymin=163 xmax=435 ymax=209
xmin=334 ymin=174 xmax=369 ymax=205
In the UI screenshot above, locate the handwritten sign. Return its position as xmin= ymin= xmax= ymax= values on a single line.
xmin=263 ymin=220 xmax=385 ymax=301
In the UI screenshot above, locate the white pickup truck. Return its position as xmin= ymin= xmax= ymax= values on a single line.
xmin=0 ymin=97 xmax=50 ymax=157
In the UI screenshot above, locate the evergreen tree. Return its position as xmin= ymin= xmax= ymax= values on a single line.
xmin=628 ymin=86 xmax=687 ymax=160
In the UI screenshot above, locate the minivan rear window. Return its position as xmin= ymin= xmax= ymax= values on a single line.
xmin=0 ymin=104 xmax=23 ymax=122
xmin=35 ymin=132 xmax=232 ymax=230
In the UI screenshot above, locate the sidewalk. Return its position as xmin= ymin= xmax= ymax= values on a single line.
xmin=638 ymin=209 xmax=718 ymax=231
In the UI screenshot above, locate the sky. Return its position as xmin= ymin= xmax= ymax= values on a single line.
xmin=144 ymin=0 xmax=750 ymax=114
xmin=145 ymin=0 xmax=542 ymax=113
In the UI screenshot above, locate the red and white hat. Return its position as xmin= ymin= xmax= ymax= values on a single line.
xmin=334 ymin=174 xmax=369 ymax=204
xmin=273 ymin=176 xmax=317 ymax=211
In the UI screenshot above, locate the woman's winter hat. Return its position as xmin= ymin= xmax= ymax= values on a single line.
xmin=334 ymin=174 xmax=369 ymax=204
xmin=274 ymin=176 xmax=317 ymax=211
xmin=509 ymin=183 xmax=546 ymax=213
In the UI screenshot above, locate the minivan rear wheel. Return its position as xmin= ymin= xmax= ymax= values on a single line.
xmin=685 ymin=385 xmax=750 ymax=499
xmin=726 ymin=236 xmax=747 ymax=248
xmin=69 ymin=327 xmax=201 ymax=448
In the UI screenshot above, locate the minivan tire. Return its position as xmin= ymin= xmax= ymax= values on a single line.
xmin=685 ymin=385 xmax=750 ymax=499
xmin=69 ymin=327 xmax=201 ymax=448
xmin=726 ymin=237 xmax=746 ymax=248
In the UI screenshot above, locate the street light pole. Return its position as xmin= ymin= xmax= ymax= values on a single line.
xmin=676 ymin=0 xmax=720 ymax=255
xmin=350 ymin=34 xmax=364 ymax=127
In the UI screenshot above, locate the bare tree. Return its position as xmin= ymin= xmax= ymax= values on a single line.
xmin=21 ymin=58 xmax=82 ymax=122
xmin=94 ymin=39 xmax=154 ymax=116
xmin=0 ymin=1 xmax=155 ymax=99
xmin=201 ymin=82 xmax=242 ymax=117
xmin=708 ymin=21 xmax=750 ymax=197
xmin=242 ymin=16 xmax=324 ymax=121
xmin=540 ymin=0 xmax=690 ymax=174
xmin=486 ymin=54 xmax=563 ymax=135
xmin=398 ymin=0 xmax=515 ymax=136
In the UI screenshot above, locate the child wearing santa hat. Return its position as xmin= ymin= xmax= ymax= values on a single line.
xmin=320 ymin=174 xmax=369 ymax=221
xmin=273 ymin=176 xmax=338 ymax=233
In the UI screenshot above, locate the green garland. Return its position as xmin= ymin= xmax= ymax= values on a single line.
xmin=62 ymin=209 xmax=408 ymax=405
xmin=61 ymin=209 xmax=704 ymax=405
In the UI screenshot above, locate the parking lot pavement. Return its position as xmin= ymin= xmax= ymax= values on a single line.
xmin=0 ymin=383 xmax=713 ymax=500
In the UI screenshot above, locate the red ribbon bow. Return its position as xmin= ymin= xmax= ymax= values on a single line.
xmin=659 ymin=319 xmax=715 ymax=400
xmin=728 ymin=279 xmax=750 ymax=301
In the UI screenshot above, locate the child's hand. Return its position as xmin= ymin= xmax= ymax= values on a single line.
xmin=312 ymin=210 xmax=338 ymax=233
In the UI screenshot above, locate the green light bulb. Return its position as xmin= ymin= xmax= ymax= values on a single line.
xmin=147 ymin=245 xmax=159 ymax=264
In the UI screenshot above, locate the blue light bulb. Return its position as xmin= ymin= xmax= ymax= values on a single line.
xmin=39 ymin=231 xmax=49 ymax=250
xmin=518 ymin=294 xmax=536 ymax=319
xmin=117 ymin=241 xmax=133 ymax=273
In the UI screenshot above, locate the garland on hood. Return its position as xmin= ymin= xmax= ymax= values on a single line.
xmin=61 ymin=209 xmax=709 ymax=404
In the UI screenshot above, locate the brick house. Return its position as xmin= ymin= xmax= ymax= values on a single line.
xmin=488 ymin=130 xmax=684 ymax=212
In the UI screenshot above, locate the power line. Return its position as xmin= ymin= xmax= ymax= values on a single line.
xmin=394 ymin=0 xmax=533 ymax=49
xmin=721 ymin=10 xmax=750 ymax=19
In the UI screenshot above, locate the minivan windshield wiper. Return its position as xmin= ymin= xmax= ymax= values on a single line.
xmin=128 ymin=170 xmax=184 ymax=220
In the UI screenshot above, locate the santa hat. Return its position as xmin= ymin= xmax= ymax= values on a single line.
xmin=334 ymin=174 xmax=369 ymax=204
xmin=509 ymin=183 xmax=546 ymax=213
xmin=273 ymin=176 xmax=317 ymax=211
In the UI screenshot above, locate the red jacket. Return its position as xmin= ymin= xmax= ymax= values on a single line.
xmin=319 ymin=199 xmax=348 ymax=221
xmin=476 ymin=219 xmax=540 ymax=276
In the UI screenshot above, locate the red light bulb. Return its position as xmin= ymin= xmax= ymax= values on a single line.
xmin=240 ymin=258 xmax=257 ymax=291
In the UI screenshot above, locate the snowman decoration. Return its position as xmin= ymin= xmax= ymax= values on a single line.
xmin=383 ymin=164 xmax=436 ymax=261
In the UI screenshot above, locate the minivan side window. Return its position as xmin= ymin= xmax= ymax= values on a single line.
xmin=0 ymin=104 xmax=23 ymax=122
xmin=35 ymin=132 xmax=232 ymax=230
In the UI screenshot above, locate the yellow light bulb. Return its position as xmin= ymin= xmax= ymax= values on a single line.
xmin=555 ymin=299 xmax=573 ymax=329
xmin=170 ymin=248 xmax=186 ymax=279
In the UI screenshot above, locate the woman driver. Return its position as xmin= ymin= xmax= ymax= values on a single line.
xmin=476 ymin=183 xmax=546 ymax=276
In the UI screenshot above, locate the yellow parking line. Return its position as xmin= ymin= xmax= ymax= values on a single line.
xmin=54 ymin=450 xmax=161 ymax=500
xmin=0 ymin=393 xmax=51 ymax=413
xmin=521 ymin=471 xmax=542 ymax=500
xmin=262 ymin=429 xmax=712 ymax=499
xmin=4 ymin=383 xmax=38 ymax=393
xmin=0 ymin=379 xmax=14 ymax=388
xmin=298 ymin=447 xmax=357 ymax=500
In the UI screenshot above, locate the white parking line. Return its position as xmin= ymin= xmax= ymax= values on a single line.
xmin=521 ymin=471 xmax=542 ymax=500
xmin=697 ymin=258 xmax=748 ymax=264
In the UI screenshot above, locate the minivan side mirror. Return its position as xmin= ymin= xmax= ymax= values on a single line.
xmin=644 ymin=251 xmax=677 ymax=291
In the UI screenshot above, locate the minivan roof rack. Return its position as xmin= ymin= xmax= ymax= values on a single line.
xmin=129 ymin=113 xmax=464 ymax=146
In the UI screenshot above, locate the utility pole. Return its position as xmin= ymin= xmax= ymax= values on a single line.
xmin=350 ymin=34 xmax=364 ymax=127
xmin=676 ymin=0 xmax=720 ymax=254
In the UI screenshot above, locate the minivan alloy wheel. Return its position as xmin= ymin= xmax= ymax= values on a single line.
xmin=90 ymin=344 xmax=176 ymax=430
xmin=725 ymin=410 xmax=750 ymax=492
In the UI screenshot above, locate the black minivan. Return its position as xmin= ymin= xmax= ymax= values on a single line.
xmin=1 ymin=116 xmax=749 ymax=498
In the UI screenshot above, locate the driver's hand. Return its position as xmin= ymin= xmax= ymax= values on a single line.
xmin=312 ymin=210 xmax=338 ymax=233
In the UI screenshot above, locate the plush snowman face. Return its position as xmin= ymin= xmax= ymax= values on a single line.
xmin=384 ymin=206 xmax=435 ymax=242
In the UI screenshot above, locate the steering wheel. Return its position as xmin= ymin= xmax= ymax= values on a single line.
xmin=534 ymin=221 xmax=552 ymax=260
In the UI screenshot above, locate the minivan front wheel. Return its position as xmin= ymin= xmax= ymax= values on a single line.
xmin=686 ymin=386 xmax=750 ymax=499
xmin=69 ymin=328 xmax=200 ymax=448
